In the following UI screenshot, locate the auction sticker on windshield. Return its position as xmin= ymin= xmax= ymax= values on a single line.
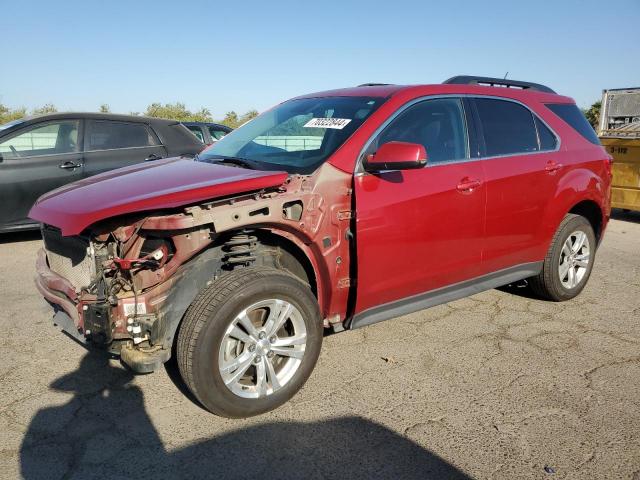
xmin=304 ymin=118 xmax=352 ymax=129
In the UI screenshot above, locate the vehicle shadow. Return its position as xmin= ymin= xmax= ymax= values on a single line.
xmin=611 ymin=208 xmax=640 ymax=224
xmin=21 ymin=351 xmax=471 ymax=480
xmin=0 ymin=229 xmax=41 ymax=244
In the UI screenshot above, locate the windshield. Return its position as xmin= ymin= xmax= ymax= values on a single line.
xmin=197 ymin=96 xmax=385 ymax=174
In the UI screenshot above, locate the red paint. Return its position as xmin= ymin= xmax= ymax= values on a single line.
xmin=366 ymin=141 xmax=427 ymax=170
xmin=29 ymin=158 xmax=287 ymax=235
xmin=33 ymin=82 xmax=610 ymax=334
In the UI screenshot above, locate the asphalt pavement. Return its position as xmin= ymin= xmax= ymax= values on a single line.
xmin=0 ymin=211 xmax=639 ymax=479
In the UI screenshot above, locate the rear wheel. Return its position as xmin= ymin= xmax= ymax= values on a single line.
xmin=529 ymin=213 xmax=596 ymax=301
xmin=176 ymin=266 xmax=322 ymax=417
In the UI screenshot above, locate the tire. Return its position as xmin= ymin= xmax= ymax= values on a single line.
xmin=176 ymin=266 xmax=322 ymax=418
xmin=529 ymin=213 xmax=596 ymax=301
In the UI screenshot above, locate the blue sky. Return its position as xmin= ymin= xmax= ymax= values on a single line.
xmin=1 ymin=0 xmax=638 ymax=118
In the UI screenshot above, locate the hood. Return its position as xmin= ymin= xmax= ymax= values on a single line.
xmin=29 ymin=157 xmax=288 ymax=236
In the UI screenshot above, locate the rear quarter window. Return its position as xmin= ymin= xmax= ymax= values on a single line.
xmin=545 ymin=103 xmax=600 ymax=145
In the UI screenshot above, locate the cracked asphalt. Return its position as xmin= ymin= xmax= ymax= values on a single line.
xmin=0 ymin=210 xmax=639 ymax=479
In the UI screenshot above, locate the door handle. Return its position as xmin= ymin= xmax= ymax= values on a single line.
xmin=545 ymin=161 xmax=563 ymax=174
xmin=145 ymin=154 xmax=162 ymax=161
xmin=456 ymin=177 xmax=482 ymax=193
xmin=59 ymin=161 xmax=82 ymax=170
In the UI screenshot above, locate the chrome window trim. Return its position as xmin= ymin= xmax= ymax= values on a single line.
xmin=354 ymin=94 xmax=561 ymax=176
xmin=0 ymin=144 xmax=166 ymax=160
xmin=83 ymin=145 xmax=166 ymax=154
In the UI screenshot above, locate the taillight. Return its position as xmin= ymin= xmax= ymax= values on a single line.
xmin=605 ymin=154 xmax=614 ymax=178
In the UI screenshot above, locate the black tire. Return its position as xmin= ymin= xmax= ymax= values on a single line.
xmin=176 ymin=266 xmax=322 ymax=418
xmin=529 ymin=213 xmax=596 ymax=301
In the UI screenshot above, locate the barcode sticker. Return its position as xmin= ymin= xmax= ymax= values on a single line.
xmin=123 ymin=302 xmax=147 ymax=317
xmin=303 ymin=118 xmax=352 ymax=129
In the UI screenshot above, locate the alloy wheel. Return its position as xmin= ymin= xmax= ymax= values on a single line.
xmin=218 ymin=299 xmax=307 ymax=399
xmin=558 ymin=230 xmax=590 ymax=289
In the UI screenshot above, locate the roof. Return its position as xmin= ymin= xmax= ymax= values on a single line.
xmin=16 ymin=112 xmax=181 ymax=126
xmin=294 ymin=83 xmax=571 ymax=104
xmin=180 ymin=122 xmax=231 ymax=129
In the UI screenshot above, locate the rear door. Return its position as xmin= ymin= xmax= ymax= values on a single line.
xmin=354 ymin=97 xmax=486 ymax=314
xmin=0 ymin=119 xmax=84 ymax=228
xmin=82 ymin=120 xmax=167 ymax=177
xmin=471 ymin=97 xmax=560 ymax=273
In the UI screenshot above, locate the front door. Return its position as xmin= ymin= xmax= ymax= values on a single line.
xmin=353 ymin=97 xmax=486 ymax=315
xmin=0 ymin=119 xmax=84 ymax=228
xmin=82 ymin=119 xmax=167 ymax=177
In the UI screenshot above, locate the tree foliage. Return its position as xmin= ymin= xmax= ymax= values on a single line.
xmin=0 ymin=104 xmax=27 ymax=124
xmin=0 ymin=103 xmax=57 ymax=123
xmin=143 ymin=103 xmax=258 ymax=127
xmin=220 ymin=110 xmax=258 ymax=129
xmin=583 ymin=100 xmax=601 ymax=130
xmin=32 ymin=103 xmax=58 ymax=116
xmin=144 ymin=102 xmax=213 ymax=122
xmin=0 ymin=99 xmax=259 ymax=129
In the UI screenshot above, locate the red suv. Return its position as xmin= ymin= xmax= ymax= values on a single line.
xmin=31 ymin=76 xmax=611 ymax=417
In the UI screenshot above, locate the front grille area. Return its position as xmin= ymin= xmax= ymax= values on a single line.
xmin=42 ymin=225 xmax=95 ymax=292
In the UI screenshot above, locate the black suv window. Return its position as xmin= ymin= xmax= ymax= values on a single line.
xmin=86 ymin=120 xmax=158 ymax=150
xmin=0 ymin=120 xmax=79 ymax=159
xmin=186 ymin=125 xmax=205 ymax=143
xmin=474 ymin=98 xmax=539 ymax=156
xmin=545 ymin=103 xmax=600 ymax=145
xmin=373 ymin=98 xmax=468 ymax=164
xmin=208 ymin=126 xmax=228 ymax=140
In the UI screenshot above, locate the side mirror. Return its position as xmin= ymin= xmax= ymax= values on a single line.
xmin=364 ymin=141 xmax=427 ymax=172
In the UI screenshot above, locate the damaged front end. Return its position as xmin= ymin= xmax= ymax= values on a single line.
xmin=34 ymin=163 xmax=354 ymax=373
xmin=36 ymin=222 xmax=184 ymax=372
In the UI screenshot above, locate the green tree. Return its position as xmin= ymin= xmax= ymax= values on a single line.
xmin=0 ymin=103 xmax=27 ymax=124
xmin=583 ymin=100 xmax=601 ymax=130
xmin=144 ymin=102 xmax=212 ymax=122
xmin=220 ymin=109 xmax=258 ymax=128
xmin=99 ymin=104 xmax=110 ymax=113
xmin=32 ymin=103 xmax=57 ymax=116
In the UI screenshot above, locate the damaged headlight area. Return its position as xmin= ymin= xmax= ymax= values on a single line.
xmin=41 ymin=222 xmax=180 ymax=371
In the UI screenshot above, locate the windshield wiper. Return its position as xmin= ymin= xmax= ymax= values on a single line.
xmin=206 ymin=156 xmax=260 ymax=170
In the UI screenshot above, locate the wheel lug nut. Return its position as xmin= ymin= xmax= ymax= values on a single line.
xmin=267 ymin=351 xmax=274 ymax=358
xmin=248 ymin=344 xmax=256 ymax=352
xmin=254 ymin=356 xmax=262 ymax=364
xmin=269 ymin=336 xmax=276 ymax=343
xmin=258 ymin=331 xmax=266 ymax=340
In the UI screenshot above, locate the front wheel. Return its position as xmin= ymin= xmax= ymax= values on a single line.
xmin=176 ymin=266 xmax=322 ymax=418
xmin=529 ymin=213 xmax=596 ymax=301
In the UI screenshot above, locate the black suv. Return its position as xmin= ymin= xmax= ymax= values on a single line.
xmin=0 ymin=113 xmax=203 ymax=232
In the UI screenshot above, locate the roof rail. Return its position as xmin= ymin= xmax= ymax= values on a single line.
xmin=357 ymin=83 xmax=393 ymax=87
xmin=443 ymin=75 xmax=556 ymax=94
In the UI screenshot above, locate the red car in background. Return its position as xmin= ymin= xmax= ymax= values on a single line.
xmin=30 ymin=76 xmax=611 ymax=417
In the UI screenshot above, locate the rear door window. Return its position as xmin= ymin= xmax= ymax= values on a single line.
xmin=534 ymin=117 xmax=558 ymax=151
xmin=0 ymin=120 xmax=79 ymax=158
xmin=474 ymin=98 xmax=539 ymax=156
xmin=85 ymin=120 xmax=158 ymax=150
